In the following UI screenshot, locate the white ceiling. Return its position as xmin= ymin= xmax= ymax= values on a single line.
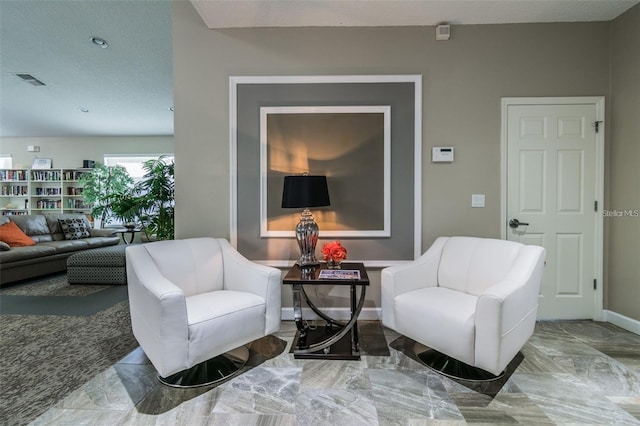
xmin=1 ymin=0 xmax=638 ymax=138
xmin=191 ymin=0 xmax=640 ymax=28
xmin=0 ymin=1 xmax=173 ymax=138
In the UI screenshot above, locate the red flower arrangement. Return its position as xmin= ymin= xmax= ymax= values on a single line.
xmin=322 ymin=240 xmax=347 ymax=263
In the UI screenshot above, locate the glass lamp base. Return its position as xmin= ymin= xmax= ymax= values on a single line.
xmin=296 ymin=208 xmax=320 ymax=267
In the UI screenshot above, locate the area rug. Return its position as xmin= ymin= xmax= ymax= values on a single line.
xmin=0 ymin=273 xmax=138 ymax=425
xmin=0 ymin=273 xmax=128 ymax=316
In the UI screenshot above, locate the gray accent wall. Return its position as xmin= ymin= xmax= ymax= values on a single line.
xmin=173 ymin=0 xmax=636 ymax=318
xmin=236 ymin=82 xmax=416 ymax=262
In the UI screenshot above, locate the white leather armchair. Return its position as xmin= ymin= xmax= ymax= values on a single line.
xmin=382 ymin=236 xmax=545 ymax=379
xmin=126 ymin=237 xmax=282 ymax=387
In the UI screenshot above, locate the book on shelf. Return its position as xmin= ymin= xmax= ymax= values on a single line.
xmin=318 ymin=269 xmax=361 ymax=280
xmin=0 ymin=170 xmax=28 ymax=181
xmin=1 ymin=185 xmax=28 ymax=196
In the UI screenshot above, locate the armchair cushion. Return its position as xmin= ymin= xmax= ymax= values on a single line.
xmin=186 ymin=290 xmax=266 ymax=367
xmin=396 ymin=287 xmax=477 ymax=365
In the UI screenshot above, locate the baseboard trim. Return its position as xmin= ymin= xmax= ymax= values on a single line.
xmin=604 ymin=310 xmax=640 ymax=335
xmin=281 ymin=308 xmax=639 ymax=335
xmin=281 ymin=307 xmax=381 ymax=321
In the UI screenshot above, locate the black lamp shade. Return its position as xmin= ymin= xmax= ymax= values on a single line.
xmin=281 ymin=175 xmax=330 ymax=208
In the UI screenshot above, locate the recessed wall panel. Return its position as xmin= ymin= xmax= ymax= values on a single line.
xmin=520 ymin=233 xmax=546 ymax=296
xmin=556 ymin=234 xmax=583 ymax=296
xmin=558 ymin=116 xmax=585 ymax=139
xmin=519 ymin=150 xmax=545 ymax=213
xmin=557 ymin=150 xmax=584 ymax=213
xmin=520 ymin=117 xmax=547 ymax=140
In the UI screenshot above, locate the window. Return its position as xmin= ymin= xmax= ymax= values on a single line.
xmin=0 ymin=155 xmax=13 ymax=169
xmin=104 ymin=154 xmax=174 ymax=182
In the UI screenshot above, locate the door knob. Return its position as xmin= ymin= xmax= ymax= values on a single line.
xmin=509 ymin=219 xmax=530 ymax=228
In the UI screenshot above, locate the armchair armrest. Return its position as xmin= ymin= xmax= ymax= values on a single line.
xmin=475 ymin=245 xmax=545 ymax=374
xmin=381 ymin=236 xmax=449 ymax=329
xmin=382 ymin=236 xmax=448 ymax=296
xmin=477 ymin=245 xmax=545 ymax=332
xmin=126 ymin=245 xmax=189 ymax=377
xmin=219 ymin=239 xmax=282 ymax=335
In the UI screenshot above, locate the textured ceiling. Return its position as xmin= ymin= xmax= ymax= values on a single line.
xmin=1 ymin=0 xmax=638 ymax=138
xmin=0 ymin=1 xmax=173 ymax=138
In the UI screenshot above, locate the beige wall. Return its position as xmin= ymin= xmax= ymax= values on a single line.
xmin=173 ymin=2 xmax=610 ymax=245
xmin=173 ymin=0 xmax=614 ymax=310
xmin=609 ymin=4 xmax=640 ymax=321
xmin=0 ymin=136 xmax=174 ymax=169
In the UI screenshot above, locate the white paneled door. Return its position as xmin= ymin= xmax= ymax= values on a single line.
xmin=502 ymin=98 xmax=604 ymax=320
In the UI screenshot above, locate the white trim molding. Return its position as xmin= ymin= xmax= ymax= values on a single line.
xmin=259 ymin=105 xmax=392 ymax=238
xmin=604 ymin=310 xmax=640 ymax=335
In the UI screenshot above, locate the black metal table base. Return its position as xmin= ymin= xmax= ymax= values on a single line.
xmin=291 ymin=283 xmax=366 ymax=360
xmin=292 ymin=325 xmax=360 ymax=360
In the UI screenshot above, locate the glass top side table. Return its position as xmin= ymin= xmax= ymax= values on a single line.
xmin=282 ymin=262 xmax=370 ymax=360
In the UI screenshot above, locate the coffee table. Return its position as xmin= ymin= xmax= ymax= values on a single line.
xmin=282 ymin=262 xmax=369 ymax=360
xmin=115 ymin=228 xmax=141 ymax=245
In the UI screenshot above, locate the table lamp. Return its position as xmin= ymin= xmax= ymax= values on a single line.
xmin=281 ymin=174 xmax=330 ymax=267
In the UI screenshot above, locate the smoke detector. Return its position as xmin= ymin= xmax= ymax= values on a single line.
xmin=436 ymin=24 xmax=451 ymax=41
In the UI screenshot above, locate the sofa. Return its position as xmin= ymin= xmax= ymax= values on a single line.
xmin=0 ymin=214 xmax=120 ymax=286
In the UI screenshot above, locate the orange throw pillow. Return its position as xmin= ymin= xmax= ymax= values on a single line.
xmin=0 ymin=221 xmax=36 ymax=247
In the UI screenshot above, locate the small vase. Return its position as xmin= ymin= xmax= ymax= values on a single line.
xmin=326 ymin=259 xmax=342 ymax=269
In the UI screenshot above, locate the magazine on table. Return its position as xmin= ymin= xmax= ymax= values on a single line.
xmin=318 ymin=269 xmax=361 ymax=280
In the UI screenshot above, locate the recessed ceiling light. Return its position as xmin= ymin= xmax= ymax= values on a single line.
xmin=90 ymin=36 xmax=109 ymax=48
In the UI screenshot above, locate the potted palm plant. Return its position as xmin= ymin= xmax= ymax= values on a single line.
xmin=79 ymin=164 xmax=133 ymax=228
xmin=111 ymin=156 xmax=174 ymax=240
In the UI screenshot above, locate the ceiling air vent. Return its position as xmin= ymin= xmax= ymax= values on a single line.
xmin=13 ymin=73 xmax=46 ymax=86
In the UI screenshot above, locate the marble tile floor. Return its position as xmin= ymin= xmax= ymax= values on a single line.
xmin=31 ymin=320 xmax=640 ymax=425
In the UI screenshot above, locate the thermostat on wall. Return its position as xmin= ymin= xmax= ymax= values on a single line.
xmin=432 ymin=147 xmax=454 ymax=162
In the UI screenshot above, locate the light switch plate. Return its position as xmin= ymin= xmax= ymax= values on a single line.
xmin=472 ymin=194 xmax=485 ymax=208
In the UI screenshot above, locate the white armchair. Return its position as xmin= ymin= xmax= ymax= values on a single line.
xmin=126 ymin=237 xmax=282 ymax=387
xmin=382 ymin=236 xmax=545 ymax=379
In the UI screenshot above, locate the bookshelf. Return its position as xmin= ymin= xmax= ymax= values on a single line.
xmin=0 ymin=169 xmax=29 ymax=215
xmin=0 ymin=168 xmax=92 ymax=216
xmin=61 ymin=169 xmax=91 ymax=214
xmin=30 ymin=169 xmax=62 ymax=213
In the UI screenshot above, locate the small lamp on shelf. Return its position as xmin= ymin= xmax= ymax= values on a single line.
xmin=281 ymin=174 xmax=330 ymax=268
